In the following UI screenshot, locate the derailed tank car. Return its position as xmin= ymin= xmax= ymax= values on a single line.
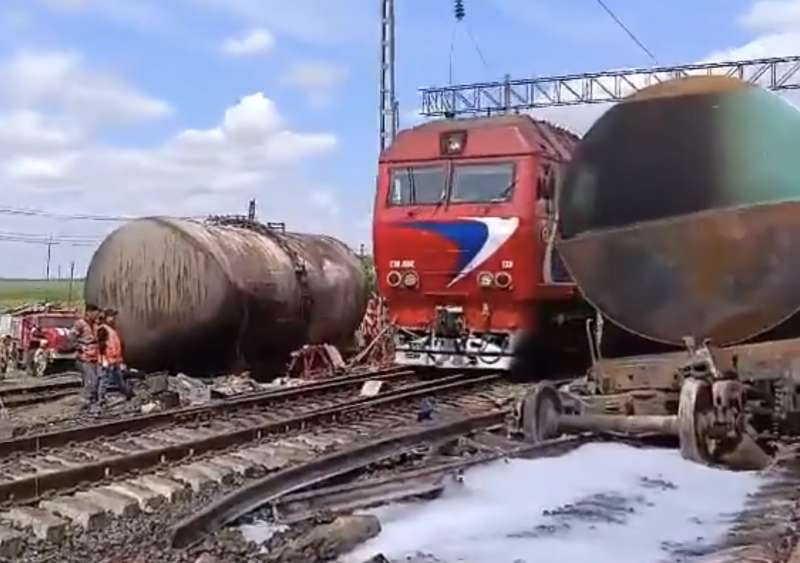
xmin=513 ymin=77 xmax=800 ymax=468
xmin=557 ymin=76 xmax=800 ymax=347
xmin=85 ymin=217 xmax=368 ymax=376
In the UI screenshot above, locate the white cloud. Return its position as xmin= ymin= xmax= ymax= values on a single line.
xmin=282 ymin=62 xmax=349 ymax=107
xmin=0 ymin=90 xmax=340 ymax=277
xmin=530 ymin=104 xmax=610 ymax=136
xmin=740 ymin=0 xmax=800 ymax=32
xmin=310 ymin=189 xmax=340 ymax=217
xmin=0 ymin=111 xmax=82 ymax=152
xmin=221 ymin=28 xmax=275 ymax=56
xmin=185 ymin=0 xmax=370 ymax=43
xmin=705 ymin=32 xmax=800 ymax=62
xmin=222 ymin=93 xmax=282 ymax=141
xmin=7 ymin=155 xmax=74 ymax=181
xmin=0 ymin=51 xmax=171 ymax=127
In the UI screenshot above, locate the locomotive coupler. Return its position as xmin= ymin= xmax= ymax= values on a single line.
xmin=434 ymin=306 xmax=466 ymax=339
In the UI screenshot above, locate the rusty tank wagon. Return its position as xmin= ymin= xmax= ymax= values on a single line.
xmin=85 ymin=217 xmax=368 ymax=376
xmin=558 ymin=75 xmax=800 ymax=347
xmin=514 ymin=77 xmax=800 ymax=470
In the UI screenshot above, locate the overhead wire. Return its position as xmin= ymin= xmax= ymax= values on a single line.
xmin=0 ymin=235 xmax=99 ymax=247
xmin=465 ymin=23 xmax=491 ymax=74
xmin=0 ymin=204 xmax=210 ymax=223
xmin=448 ymin=0 xmax=492 ymax=84
xmin=593 ymin=0 xmax=659 ymax=65
xmin=0 ymin=205 xmax=132 ymax=222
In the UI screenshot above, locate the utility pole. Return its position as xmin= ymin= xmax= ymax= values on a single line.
xmin=67 ymin=261 xmax=75 ymax=306
xmin=379 ymin=0 xmax=398 ymax=153
xmin=58 ymin=264 xmax=62 ymax=280
xmin=248 ymin=199 xmax=256 ymax=221
xmin=45 ymin=236 xmax=53 ymax=281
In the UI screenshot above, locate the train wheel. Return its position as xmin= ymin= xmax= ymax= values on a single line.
xmin=677 ymin=378 xmax=713 ymax=464
xmin=519 ymin=383 xmax=562 ymax=443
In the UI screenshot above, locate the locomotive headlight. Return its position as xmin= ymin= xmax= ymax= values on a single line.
xmin=440 ymin=130 xmax=467 ymax=156
xmin=403 ymin=270 xmax=419 ymax=288
xmin=477 ymin=271 xmax=494 ymax=288
xmin=386 ymin=270 xmax=402 ymax=287
xmin=495 ymin=271 xmax=513 ymax=289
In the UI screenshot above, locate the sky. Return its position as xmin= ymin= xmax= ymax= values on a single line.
xmin=0 ymin=0 xmax=799 ymax=278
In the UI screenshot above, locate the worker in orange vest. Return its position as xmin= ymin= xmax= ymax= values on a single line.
xmin=97 ymin=309 xmax=133 ymax=403
xmin=71 ymin=303 xmax=101 ymax=410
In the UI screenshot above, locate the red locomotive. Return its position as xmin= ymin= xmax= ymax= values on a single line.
xmin=374 ymin=115 xmax=588 ymax=372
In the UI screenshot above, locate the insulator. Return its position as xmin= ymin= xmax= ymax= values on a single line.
xmin=454 ymin=0 xmax=465 ymax=21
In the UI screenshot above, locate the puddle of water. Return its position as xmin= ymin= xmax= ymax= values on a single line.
xmin=343 ymin=442 xmax=766 ymax=563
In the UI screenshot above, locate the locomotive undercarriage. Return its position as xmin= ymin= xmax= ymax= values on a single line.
xmin=393 ymin=306 xmax=517 ymax=370
xmin=514 ymin=316 xmax=800 ymax=469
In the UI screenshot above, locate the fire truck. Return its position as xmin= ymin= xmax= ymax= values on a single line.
xmin=0 ymin=305 xmax=80 ymax=376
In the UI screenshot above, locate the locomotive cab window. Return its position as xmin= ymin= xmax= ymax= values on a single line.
xmin=388 ymin=166 xmax=446 ymax=206
xmin=451 ymin=163 xmax=515 ymax=203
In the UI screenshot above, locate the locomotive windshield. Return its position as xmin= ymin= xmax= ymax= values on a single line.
xmin=451 ymin=163 xmax=514 ymax=203
xmin=389 ymin=166 xmax=446 ymax=205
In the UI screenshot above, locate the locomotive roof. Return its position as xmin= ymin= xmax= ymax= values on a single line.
xmin=380 ymin=114 xmax=579 ymax=163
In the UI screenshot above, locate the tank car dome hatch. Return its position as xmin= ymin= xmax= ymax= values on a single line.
xmin=84 ymin=217 xmax=368 ymax=376
xmin=557 ymin=76 xmax=800 ymax=346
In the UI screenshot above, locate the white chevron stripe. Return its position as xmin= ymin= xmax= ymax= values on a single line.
xmin=448 ymin=217 xmax=519 ymax=287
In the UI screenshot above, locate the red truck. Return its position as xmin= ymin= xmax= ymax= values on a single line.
xmin=0 ymin=306 xmax=80 ymax=376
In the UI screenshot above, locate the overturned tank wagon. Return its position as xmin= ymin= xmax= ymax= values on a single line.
xmin=84 ymin=217 xmax=368 ymax=376
xmin=557 ymin=76 xmax=800 ymax=347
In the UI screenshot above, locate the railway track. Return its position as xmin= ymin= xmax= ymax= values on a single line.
xmin=0 ymin=368 xmax=522 ymax=559
xmin=0 ymin=374 xmax=82 ymax=408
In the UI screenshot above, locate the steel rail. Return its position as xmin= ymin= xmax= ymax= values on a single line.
xmin=0 ymin=375 xmax=81 ymax=397
xmin=171 ymin=408 xmax=508 ymax=548
xmin=0 ymin=372 xmax=501 ymax=503
xmin=1 ymin=390 xmax=79 ymax=408
xmin=272 ymin=434 xmax=586 ymax=523
xmin=0 ymin=365 xmax=413 ymax=456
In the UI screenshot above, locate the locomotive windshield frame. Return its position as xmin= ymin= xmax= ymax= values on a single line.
xmin=385 ymin=160 xmax=517 ymax=207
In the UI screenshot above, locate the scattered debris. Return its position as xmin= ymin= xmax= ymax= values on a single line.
xmin=171 ymin=374 xmax=211 ymax=405
xmin=272 ymin=515 xmax=381 ymax=562
xmin=360 ymin=380 xmax=386 ymax=397
xmin=210 ymin=373 xmax=267 ymax=398
xmin=140 ymin=402 xmax=160 ymax=415
xmin=287 ymin=344 xmax=346 ymax=380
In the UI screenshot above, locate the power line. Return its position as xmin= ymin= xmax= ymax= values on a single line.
xmin=465 ymin=23 xmax=491 ymax=73
xmin=0 ymin=205 xmax=132 ymax=222
xmin=593 ymin=0 xmax=659 ymax=65
xmin=0 ymin=235 xmax=98 ymax=247
xmin=0 ymin=230 xmax=99 ymax=242
xmin=448 ymin=0 xmax=491 ymax=85
xmin=0 ymin=204 xmax=211 ymax=223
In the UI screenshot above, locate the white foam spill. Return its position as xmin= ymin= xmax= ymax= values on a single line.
xmin=343 ymin=442 xmax=766 ymax=563
xmin=240 ymin=519 xmax=288 ymax=545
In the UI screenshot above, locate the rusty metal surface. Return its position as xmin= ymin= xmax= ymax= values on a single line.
xmin=590 ymin=335 xmax=800 ymax=391
xmin=558 ymin=76 xmax=800 ymax=345
xmin=560 ymin=201 xmax=800 ymax=345
xmin=559 ymin=412 xmax=678 ymax=437
xmin=84 ymin=218 xmax=368 ymax=375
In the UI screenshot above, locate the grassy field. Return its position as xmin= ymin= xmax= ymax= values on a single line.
xmin=0 ymin=279 xmax=84 ymax=311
